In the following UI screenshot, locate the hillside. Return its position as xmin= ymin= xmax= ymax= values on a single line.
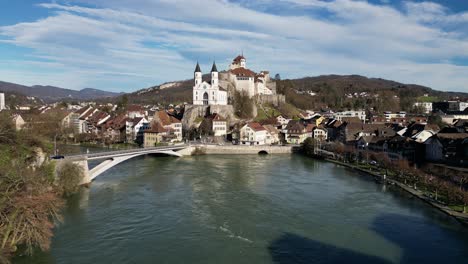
xmin=279 ymin=75 xmax=468 ymax=112
xmin=121 ymin=78 xmax=197 ymax=105
xmin=119 ymin=74 xmax=468 ymax=113
xmin=0 ymin=81 xmax=122 ymax=102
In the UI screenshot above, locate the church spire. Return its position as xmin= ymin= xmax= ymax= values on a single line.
xmin=211 ymin=61 xmax=218 ymax=72
xmin=194 ymin=61 xmax=201 ymax=73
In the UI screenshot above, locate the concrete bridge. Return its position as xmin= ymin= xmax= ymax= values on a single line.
xmin=58 ymin=143 xmax=298 ymax=185
xmin=62 ymin=145 xmax=188 ymax=185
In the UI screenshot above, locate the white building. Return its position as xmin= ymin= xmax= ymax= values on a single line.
xmin=276 ymin=115 xmax=291 ymax=129
xmin=0 ymin=93 xmax=5 ymax=111
xmin=460 ymin=102 xmax=468 ymax=111
xmin=193 ymin=62 xmax=227 ymax=106
xmin=153 ymin=110 xmax=183 ymax=142
xmin=413 ymin=102 xmax=433 ymax=114
xmin=333 ymin=110 xmax=366 ymax=122
xmin=212 ymin=114 xmax=227 ymax=137
xmin=240 ymin=122 xmax=268 ymax=145
xmin=313 ymin=127 xmax=328 ymax=141
xmin=225 ymin=55 xmax=274 ymax=97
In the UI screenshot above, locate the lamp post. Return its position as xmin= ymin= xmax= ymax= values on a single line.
xmin=54 ymin=133 xmax=58 ymax=156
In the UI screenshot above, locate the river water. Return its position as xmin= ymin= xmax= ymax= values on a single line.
xmin=15 ymin=154 xmax=468 ymax=263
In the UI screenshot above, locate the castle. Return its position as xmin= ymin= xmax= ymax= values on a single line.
xmin=193 ymin=55 xmax=276 ymax=106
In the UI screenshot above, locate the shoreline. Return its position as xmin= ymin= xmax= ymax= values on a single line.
xmin=323 ymin=158 xmax=468 ymax=226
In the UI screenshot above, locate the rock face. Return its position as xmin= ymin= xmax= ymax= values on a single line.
xmin=182 ymin=104 xmax=238 ymax=130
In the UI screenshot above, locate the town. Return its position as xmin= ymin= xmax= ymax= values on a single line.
xmin=0 ymin=55 xmax=466 ymax=169
xmin=2 ymin=0 xmax=468 ymax=261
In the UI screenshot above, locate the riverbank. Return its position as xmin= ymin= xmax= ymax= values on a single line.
xmin=324 ymin=158 xmax=468 ymax=226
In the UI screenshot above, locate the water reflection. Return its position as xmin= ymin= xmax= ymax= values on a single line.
xmin=269 ymin=233 xmax=392 ymax=264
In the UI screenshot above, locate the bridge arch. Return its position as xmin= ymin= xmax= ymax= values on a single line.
xmin=258 ymin=150 xmax=269 ymax=155
xmin=86 ymin=150 xmax=182 ymax=183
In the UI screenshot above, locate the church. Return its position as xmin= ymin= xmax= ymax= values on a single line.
xmin=192 ymin=55 xmax=276 ymax=106
xmin=192 ymin=62 xmax=228 ymax=105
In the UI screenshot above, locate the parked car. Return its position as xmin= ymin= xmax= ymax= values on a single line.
xmin=51 ymin=155 xmax=65 ymax=160
xmin=369 ymin=160 xmax=377 ymax=165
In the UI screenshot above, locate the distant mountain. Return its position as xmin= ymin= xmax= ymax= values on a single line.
xmin=0 ymin=81 xmax=122 ymax=102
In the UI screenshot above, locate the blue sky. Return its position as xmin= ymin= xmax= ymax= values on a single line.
xmin=0 ymin=0 xmax=468 ymax=93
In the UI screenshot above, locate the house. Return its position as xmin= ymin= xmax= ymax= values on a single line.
xmin=143 ymin=122 xmax=167 ymax=147
xmin=323 ymin=119 xmax=342 ymax=141
xmin=71 ymin=106 xmax=94 ymax=133
xmin=276 ymin=115 xmax=291 ymax=130
xmin=263 ymin=124 xmax=280 ymax=145
xmin=127 ymin=105 xmax=146 ymax=119
xmin=424 ymin=136 xmax=444 ymax=162
xmin=127 ymin=117 xmax=150 ymax=143
xmin=437 ymin=133 xmax=468 ymax=163
xmin=153 ymin=110 xmax=182 ymax=142
xmin=285 ymin=120 xmax=308 ymax=144
xmin=313 ymin=126 xmax=328 ymax=141
xmin=212 ymin=114 xmax=227 ymax=137
xmin=102 ymin=114 xmax=128 ymax=143
xmin=87 ymin=110 xmax=111 ymax=135
xmin=357 ymin=135 xmax=374 ymax=149
xmin=240 ymin=122 xmax=268 ymax=145
xmin=333 ymin=110 xmax=366 ymax=122
xmin=12 ymin=114 xmax=25 ymax=130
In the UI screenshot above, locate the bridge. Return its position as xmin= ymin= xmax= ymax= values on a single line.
xmin=61 ymin=145 xmax=189 ymax=185
xmin=58 ymin=143 xmax=297 ymax=185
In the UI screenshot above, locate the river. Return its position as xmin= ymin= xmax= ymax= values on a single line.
xmin=14 ymin=153 xmax=468 ymax=263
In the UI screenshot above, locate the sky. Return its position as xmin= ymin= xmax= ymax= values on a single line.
xmin=0 ymin=0 xmax=468 ymax=93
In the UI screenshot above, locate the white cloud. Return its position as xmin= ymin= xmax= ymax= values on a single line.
xmin=0 ymin=0 xmax=467 ymax=92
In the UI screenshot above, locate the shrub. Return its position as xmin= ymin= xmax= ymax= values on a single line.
xmin=57 ymin=161 xmax=84 ymax=196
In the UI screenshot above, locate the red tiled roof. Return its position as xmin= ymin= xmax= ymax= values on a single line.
xmin=248 ymin=122 xmax=266 ymax=131
xmin=75 ymin=106 xmax=92 ymax=115
xmin=127 ymin=104 xmax=144 ymax=112
xmin=212 ymin=113 xmax=226 ymax=121
xmin=233 ymin=55 xmax=245 ymax=63
xmin=306 ymin=123 xmax=316 ymax=132
xmin=155 ymin=110 xmax=180 ymax=126
xmin=145 ymin=122 xmax=166 ymax=133
xmin=230 ymin=67 xmax=256 ymax=77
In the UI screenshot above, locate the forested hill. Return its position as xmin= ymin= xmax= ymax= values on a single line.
xmin=118 ymin=74 xmax=467 ymax=112
xmin=278 ymin=75 xmax=468 ymax=112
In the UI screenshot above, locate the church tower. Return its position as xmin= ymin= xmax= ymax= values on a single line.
xmin=211 ymin=61 xmax=218 ymax=87
xmin=194 ymin=62 xmax=202 ymax=86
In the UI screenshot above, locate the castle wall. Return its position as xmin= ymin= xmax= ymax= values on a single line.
xmin=255 ymin=94 xmax=286 ymax=107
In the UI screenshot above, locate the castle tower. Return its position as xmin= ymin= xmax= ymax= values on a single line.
xmin=240 ymin=56 xmax=246 ymax=68
xmin=194 ymin=62 xmax=202 ymax=86
xmin=211 ymin=61 xmax=218 ymax=87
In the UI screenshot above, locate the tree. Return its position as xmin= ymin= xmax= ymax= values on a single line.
xmin=57 ymin=161 xmax=84 ymax=196
xmin=118 ymin=95 xmax=129 ymax=108
xmin=233 ymin=91 xmax=254 ymax=118
xmin=428 ymin=114 xmax=445 ymax=128
xmin=301 ymin=137 xmax=316 ymax=156
xmin=275 ymin=73 xmax=281 ymax=81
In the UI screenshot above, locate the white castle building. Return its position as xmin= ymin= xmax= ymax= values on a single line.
xmin=193 ymin=55 xmax=276 ymax=106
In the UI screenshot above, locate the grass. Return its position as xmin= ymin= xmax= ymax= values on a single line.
xmin=449 ymin=205 xmax=467 ymax=213
xmin=417 ymin=96 xmax=438 ymax=102
xmin=254 ymin=104 xmax=281 ymax=122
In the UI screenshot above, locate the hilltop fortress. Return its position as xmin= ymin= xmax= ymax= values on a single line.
xmin=193 ymin=55 xmax=281 ymax=106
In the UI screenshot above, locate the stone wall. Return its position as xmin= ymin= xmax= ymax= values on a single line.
xmin=184 ymin=144 xmax=294 ymax=155
xmin=182 ymin=104 xmax=237 ymax=130
xmin=255 ymin=94 xmax=286 ymax=106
